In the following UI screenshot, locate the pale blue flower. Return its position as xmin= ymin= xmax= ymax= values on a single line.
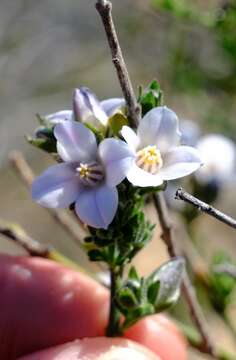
xmin=44 ymin=87 xmax=125 ymax=128
xmin=73 ymin=87 xmax=125 ymax=128
xmin=121 ymin=106 xmax=202 ymax=187
xmin=32 ymin=121 xmax=134 ymax=229
xmin=45 ymin=110 xmax=73 ymax=125
xmin=196 ymin=134 xmax=236 ymax=185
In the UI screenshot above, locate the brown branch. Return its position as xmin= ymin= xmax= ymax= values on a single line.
xmin=95 ymin=1 xmax=218 ymax=356
xmin=0 ymin=219 xmax=50 ymax=256
xmin=9 ymin=151 xmax=86 ymax=247
xmin=176 ymin=188 xmax=236 ymax=230
xmin=95 ymin=0 xmax=141 ymax=128
xmin=153 ymin=192 xmax=215 ymax=356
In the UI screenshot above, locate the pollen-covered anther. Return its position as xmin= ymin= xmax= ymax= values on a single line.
xmin=136 ymin=145 xmax=163 ymax=174
xmin=76 ymin=162 xmax=104 ymax=186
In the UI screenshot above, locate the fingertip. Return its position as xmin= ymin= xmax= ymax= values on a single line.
xmin=125 ymin=314 xmax=188 ymax=360
xmin=0 ymin=255 xmax=109 ymax=358
xmin=19 ymin=337 xmax=160 ymax=360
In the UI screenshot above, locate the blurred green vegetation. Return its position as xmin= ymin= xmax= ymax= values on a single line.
xmin=151 ymin=0 xmax=236 ymax=137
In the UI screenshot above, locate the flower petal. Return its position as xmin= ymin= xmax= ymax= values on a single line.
xmin=45 ymin=110 xmax=73 ymax=125
xmin=137 ymin=106 xmax=181 ymax=152
xmin=75 ymin=185 xmax=118 ymax=229
xmin=73 ymin=87 xmax=108 ymax=126
xmin=100 ymin=98 xmax=125 ymax=117
xmin=98 ymin=138 xmax=135 ymax=186
xmin=120 ymin=126 xmax=140 ymax=151
xmin=32 ymin=163 xmax=81 ymax=208
xmin=160 ymin=146 xmax=202 ymax=180
xmin=127 ymin=164 xmax=163 ymax=187
xmin=54 ymin=121 xmax=97 ymax=163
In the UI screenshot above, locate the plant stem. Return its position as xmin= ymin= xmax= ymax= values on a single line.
xmin=176 ymin=188 xmax=236 ymax=230
xmin=106 ymin=267 xmax=122 ymax=336
xmin=153 ymin=192 xmax=215 ymax=356
xmin=0 ymin=219 xmax=50 ymax=257
xmin=95 ymin=0 xmax=220 ymax=357
xmin=95 ymin=0 xmax=141 ymax=128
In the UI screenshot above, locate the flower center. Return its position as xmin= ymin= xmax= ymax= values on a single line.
xmin=136 ymin=145 xmax=163 ymax=174
xmin=76 ymin=161 xmax=104 ymax=186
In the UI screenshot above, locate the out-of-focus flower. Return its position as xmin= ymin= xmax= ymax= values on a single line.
xmin=73 ymin=87 xmax=125 ymax=128
xmin=195 ymin=134 xmax=236 ymax=185
xmin=32 ymin=121 xmax=134 ymax=229
xmin=180 ymin=119 xmax=201 ymax=146
xmin=121 ymin=107 xmax=202 ymax=187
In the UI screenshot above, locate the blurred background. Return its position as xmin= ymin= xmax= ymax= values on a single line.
xmin=0 ymin=0 xmax=236 ymax=358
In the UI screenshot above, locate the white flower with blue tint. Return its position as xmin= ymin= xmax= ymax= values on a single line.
xmin=196 ymin=134 xmax=236 ymax=185
xmin=45 ymin=110 xmax=73 ymax=125
xmin=121 ymin=106 xmax=202 ymax=187
xmin=32 ymin=121 xmax=134 ymax=229
xmin=44 ymin=87 xmax=125 ymax=128
xmin=73 ymin=87 xmax=125 ymax=128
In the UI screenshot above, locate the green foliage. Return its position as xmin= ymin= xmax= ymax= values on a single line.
xmin=115 ymin=257 xmax=185 ymax=329
xmin=152 ymin=0 xmax=195 ymax=20
xmin=108 ymin=113 xmax=129 ymax=136
xmin=209 ymin=251 xmax=236 ymax=313
xmin=26 ymin=131 xmax=57 ymax=153
xmin=138 ymin=80 xmax=163 ymax=116
xmin=85 ymin=181 xmax=155 ymax=269
xmin=26 ymin=115 xmax=57 ymax=153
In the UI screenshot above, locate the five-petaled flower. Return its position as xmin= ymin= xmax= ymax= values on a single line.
xmin=121 ymin=106 xmax=202 ymax=187
xmin=32 ymin=121 xmax=134 ymax=229
xmin=45 ymin=87 xmax=125 ymax=128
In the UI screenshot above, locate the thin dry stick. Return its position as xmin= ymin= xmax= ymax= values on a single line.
xmin=153 ymin=193 xmax=215 ymax=355
xmin=176 ymin=188 xmax=236 ymax=230
xmin=0 ymin=219 xmax=50 ymax=256
xmin=95 ymin=0 xmax=141 ymax=128
xmin=95 ymin=1 xmax=217 ymax=356
xmin=9 ymin=151 xmax=86 ymax=246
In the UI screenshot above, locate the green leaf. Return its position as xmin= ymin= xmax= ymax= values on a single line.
xmin=109 ymin=113 xmax=128 ymax=136
xmin=88 ymin=249 xmax=104 ymax=262
xmin=122 ymin=303 xmax=155 ymax=329
xmin=116 ymin=287 xmax=139 ymax=310
xmin=147 ymin=257 xmax=185 ymax=311
xmin=209 ymin=251 xmax=236 ymax=313
xmin=128 ymin=266 xmax=139 ymax=281
xmin=147 ymin=280 xmax=160 ymax=304
xmin=138 ymin=79 xmax=163 ymax=116
xmin=26 ymin=136 xmax=57 ymax=153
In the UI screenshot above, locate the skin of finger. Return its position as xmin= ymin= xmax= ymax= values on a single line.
xmin=0 ymin=255 xmax=187 ymax=359
xmin=0 ymin=255 xmax=109 ymax=359
xmin=125 ymin=315 xmax=188 ymax=360
xmin=19 ymin=337 xmax=161 ymax=360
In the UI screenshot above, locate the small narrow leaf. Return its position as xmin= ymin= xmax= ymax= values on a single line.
xmin=128 ymin=266 xmax=139 ymax=281
xmin=26 ymin=136 xmax=57 ymax=153
xmin=117 ymin=287 xmax=138 ymax=310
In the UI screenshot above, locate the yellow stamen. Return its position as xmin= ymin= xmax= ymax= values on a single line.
xmin=76 ymin=162 xmax=104 ymax=186
xmin=136 ymin=145 xmax=163 ymax=174
xmin=78 ymin=163 xmax=90 ymax=178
